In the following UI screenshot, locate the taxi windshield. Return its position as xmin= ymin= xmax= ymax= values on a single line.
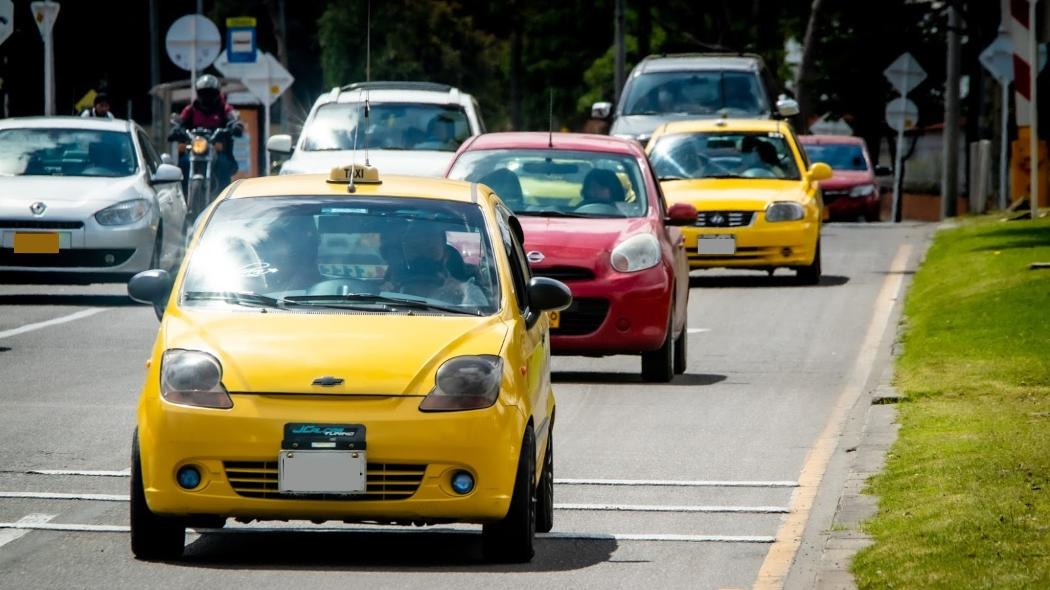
xmin=648 ymin=131 xmax=801 ymax=181
xmin=181 ymin=196 xmax=500 ymax=315
xmin=0 ymin=128 xmax=138 ymax=177
xmin=300 ymin=103 xmax=471 ymax=152
xmin=447 ymin=149 xmax=649 ymax=218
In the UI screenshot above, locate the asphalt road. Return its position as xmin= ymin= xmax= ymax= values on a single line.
xmin=0 ymin=221 xmax=933 ymax=590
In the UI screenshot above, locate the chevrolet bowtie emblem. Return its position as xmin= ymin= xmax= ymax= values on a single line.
xmin=312 ymin=376 xmax=344 ymax=387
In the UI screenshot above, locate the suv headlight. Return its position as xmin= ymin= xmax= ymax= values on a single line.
xmin=765 ymin=201 xmax=805 ymax=222
xmin=419 ymin=355 xmax=502 ymax=412
xmin=94 ymin=199 xmax=151 ymax=226
xmin=850 ymin=185 xmax=876 ymax=197
xmin=160 ymin=349 xmax=232 ymax=409
xmin=610 ymin=233 xmax=661 ymax=273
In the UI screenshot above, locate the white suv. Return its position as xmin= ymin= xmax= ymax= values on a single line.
xmin=268 ymin=82 xmax=485 ymax=177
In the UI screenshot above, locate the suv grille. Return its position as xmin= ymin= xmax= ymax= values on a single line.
xmin=696 ymin=211 xmax=753 ymax=228
xmin=223 ymin=461 xmax=426 ymax=501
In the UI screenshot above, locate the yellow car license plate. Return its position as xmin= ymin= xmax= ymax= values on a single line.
xmin=548 ymin=310 xmax=560 ymax=329
xmin=13 ymin=232 xmax=60 ymax=254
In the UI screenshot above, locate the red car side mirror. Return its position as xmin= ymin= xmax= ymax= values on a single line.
xmin=665 ymin=203 xmax=698 ymax=226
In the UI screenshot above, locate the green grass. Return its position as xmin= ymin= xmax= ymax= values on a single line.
xmin=851 ymin=215 xmax=1050 ymax=589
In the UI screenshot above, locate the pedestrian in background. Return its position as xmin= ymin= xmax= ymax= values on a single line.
xmin=80 ymin=93 xmax=114 ymax=118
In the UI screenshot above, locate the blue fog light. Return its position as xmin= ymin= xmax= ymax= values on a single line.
xmin=176 ymin=466 xmax=201 ymax=490
xmin=451 ymin=471 xmax=475 ymax=495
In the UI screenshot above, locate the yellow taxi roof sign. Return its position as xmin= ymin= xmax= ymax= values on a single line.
xmin=327 ymin=164 xmax=382 ymax=185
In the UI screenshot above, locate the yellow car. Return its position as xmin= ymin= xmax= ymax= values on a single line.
xmin=646 ymin=119 xmax=832 ymax=283
xmin=126 ymin=164 xmax=571 ymax=563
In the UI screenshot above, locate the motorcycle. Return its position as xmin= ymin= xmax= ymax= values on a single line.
xmin=168 ymin=115 xmax=240 ymax=220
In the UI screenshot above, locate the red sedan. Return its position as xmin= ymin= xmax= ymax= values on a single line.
xmin=446 ymin=133 xmax=695 ymax=382
xmin=798 ymin=135 xmax=892 ymax=222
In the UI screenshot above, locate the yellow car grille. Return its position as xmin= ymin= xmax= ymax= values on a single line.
xmin=223 ymin=461 xmax=427 ymax=501
xmin=695 ymin=211 xmax=754 ymax=228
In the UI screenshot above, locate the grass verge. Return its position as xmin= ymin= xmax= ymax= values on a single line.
xmin=852 ymin=215 xmax=1050 ymax=589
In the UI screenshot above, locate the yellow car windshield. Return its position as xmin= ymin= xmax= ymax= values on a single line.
xmin=649 ymin=131 xmax=801 ymax=181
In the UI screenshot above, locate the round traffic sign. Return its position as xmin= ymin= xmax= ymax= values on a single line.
xmin=885 ymin=97 xmax=919 ymax=133
xmin=165 ymin=14 xmax=221 ymax=72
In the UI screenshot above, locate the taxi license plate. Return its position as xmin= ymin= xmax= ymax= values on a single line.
xmin=697 ymin=235 xmax=736 ymax=256
xmin=278 ymin=450 xmax=366 ymax=494
xmin=548 ymin=310 xmax=560 ymax=329
xmin=13 ymin=232 xmax=60 ymax=254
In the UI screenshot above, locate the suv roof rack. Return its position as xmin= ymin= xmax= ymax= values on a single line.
xmin=339 ymin=81 xmax=455 ymax=93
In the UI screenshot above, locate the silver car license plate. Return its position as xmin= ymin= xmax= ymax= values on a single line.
xmin=697 ymin=235 xmax=736 ymax=255
xmin=278 ymin=450 xmax=366 ymax=494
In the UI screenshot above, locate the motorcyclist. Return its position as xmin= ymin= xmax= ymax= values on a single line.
xmin=167 ymin=74 xmax=244 ymax=194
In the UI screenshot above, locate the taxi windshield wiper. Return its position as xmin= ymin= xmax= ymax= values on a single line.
xmin=286 ymin=293 xmax=482 ymax=316
xmin=182 ymin=290 xmax=295 ymax=309
xmin=516 ymin=210 xmax=592 ymax=218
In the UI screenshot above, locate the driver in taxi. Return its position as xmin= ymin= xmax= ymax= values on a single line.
xmin=384 ymin=222 xmax=486 ymax=306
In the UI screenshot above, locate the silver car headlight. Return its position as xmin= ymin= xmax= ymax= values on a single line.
xmin=610 ymin=233 xmax=661 ymax=273
xmin=419 ymin=355 xmax=502 ymax=412
xmin=765 ymin=202 xmax=805 ymax=222
xmin=160 ymin=349 xmax=232 ymax=409
xmin=94 ymin=198 xmax=151 ymax=226
xmin=850 ymin=185 xmax=876 ymax=197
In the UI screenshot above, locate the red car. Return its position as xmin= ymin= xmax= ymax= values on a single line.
xmin=798 ymin=135 xmax=891 ymax=222
xmin=446 ymin=133 xmax=695 ymax=382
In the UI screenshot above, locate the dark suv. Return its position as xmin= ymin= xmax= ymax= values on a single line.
xmin=592 ymin=53 xmax=799 ymax=145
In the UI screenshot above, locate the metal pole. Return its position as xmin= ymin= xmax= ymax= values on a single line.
xmin=1001 ymin=78 xmax=1010 ymax=210
xmin=149 ymin=0 xmax=162 ymax=142
xmin=942 ymin=4 xmax=961 ymax=219
xmin=891 ymin=71 xmax=909 ymax=224
xmin=614 ymin=0 xmax=625 ymax=98
xmin=264 ymin=101 xmax=271 ymax=176
xmin=1029 ymin=0 xmax=1039 ymax=216
xmin=43 ymin=24 xmax=53 ymax=115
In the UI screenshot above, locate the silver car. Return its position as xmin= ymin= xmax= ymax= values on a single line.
xmin=0 ymin=117 xmax=187 ymax=282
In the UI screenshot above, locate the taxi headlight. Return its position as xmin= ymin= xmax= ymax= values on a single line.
xmin=610 ymin=233 xmax=661 ymax=273
xmin=419 ymin=355 xmax=502 ymax=412
xmin=765 ymin=201 xmax=805 ymax=222
xmin=850 ymin=184 xmax=876 ymax=197
xmin=94 ymin=199 xmax=151 ymax=226
xmin=191 ymin=136 xmax=209 ymax=155
xmin=160 ymin=349 xmax=232 ymax=409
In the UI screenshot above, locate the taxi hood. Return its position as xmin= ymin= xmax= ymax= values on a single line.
xmin=161 ymin=309 xmax=509 ymax=395
xmin=659 ymin=178 xmax=807 ymax=211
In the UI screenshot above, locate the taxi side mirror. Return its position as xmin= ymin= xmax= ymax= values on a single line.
xmin=526 ymin=277 xmax=572 ymax=328
xmin=808 ymin=162 xmax=833 ymax=182
xmin=128 ymin=269 xmax=172 ymax=320
xmin=665 ymin=202 xmax=698 ymax=226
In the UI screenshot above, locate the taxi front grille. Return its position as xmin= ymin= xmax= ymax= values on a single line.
xmin=695 ymin=211 xmax=754 ymax=228
xmin=223 ymin=461 xmax=426 ymax=501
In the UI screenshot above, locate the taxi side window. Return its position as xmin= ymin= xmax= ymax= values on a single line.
xmin=496 ymin=205 xmax=529 ymax=312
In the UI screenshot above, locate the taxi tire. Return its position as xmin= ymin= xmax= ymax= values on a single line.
xmin=642 ymin=314 xmax=675 ymax=383
xmin=796 ymin=240 xmax=822 ymax=285
xmin=535 ymin=426 xmax=554 ymax=534
xmin=130 ymin=432 xmax=186 ymax=561
xmin=482 ymin=426 xmax=536 ymax=563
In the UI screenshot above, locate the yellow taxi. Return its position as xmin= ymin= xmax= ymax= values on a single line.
xmin=126 ymin=164 xmax=571 ymax=563
xmin=646 ymin=119 xmax=832 ymax=284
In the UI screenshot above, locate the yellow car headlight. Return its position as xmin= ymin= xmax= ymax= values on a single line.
xmin=160 ymin=349 xmax=232 ymax=409
xmin=765 ymin=201 xmax=805 ymax=222
xmin=191 ymin=136 xmax=209 ymax=155
xmin=419 ymin=355 xmax=502 ymax=412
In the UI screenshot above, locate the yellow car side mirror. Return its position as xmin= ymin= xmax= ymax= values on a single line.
xmin=808 ymin=162 xmax=833 ymax=182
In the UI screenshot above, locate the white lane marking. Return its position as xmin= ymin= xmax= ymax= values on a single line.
xmin=24 ymin=469 xmax=129 ymax=477
xmin=687 ymin=328 xmax=710 ymax=334
xmin=0 ymin=514 xmax=56 ymax=548
xmin=0 ymin=492 xmax=128 ymax=502
xmin=754 ymin=244 xmax=913 ymax=590
xmin=0 ymin=522 xmax=774 ymax=543
xmin=0 ymin=308 xmax=106 ymax=340
xmin=556 ymin=478 xmax=798 ymax=488
xmin=556 ymin=503 xmax=788 ymax=514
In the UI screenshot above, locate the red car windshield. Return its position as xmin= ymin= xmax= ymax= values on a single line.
xmin=801 ymin=143 xmax=869 ymax=172
xmin=448 ymin=149 xmax=649 ymax=219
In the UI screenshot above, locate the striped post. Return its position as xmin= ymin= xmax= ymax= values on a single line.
xmin=1010 ymin=0 xmax=1043 ymax=212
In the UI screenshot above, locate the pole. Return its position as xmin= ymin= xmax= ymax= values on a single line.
xmin=190 ymin=14 xmax=197 ymax=101
xmin=942 ymin=4 xmax=961 ymax=219
xmin=891 ymin=70 xmax=909 ymax=224
xmin=149 ymin=0 xmax=162 ymax=142
xmin=264 ymin=101 xmax=271 ymax=176
xmin=1029 ymin=0 xmax=1039 ymax=216
xmin=43 ymin=23 xmax=53 ymax=115
xmin=614 ymin=0 xmax=625 ymax=98
xmin=1001 ymin=78 xmax=1010 ymax=210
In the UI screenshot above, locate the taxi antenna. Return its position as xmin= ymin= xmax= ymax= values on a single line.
xmin=363 ymin=0 xmax=371 ymax=166
xmin=547 ymin=89 xmax=554 ymax=148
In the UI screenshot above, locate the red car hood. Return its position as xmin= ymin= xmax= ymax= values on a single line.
xmin=819 ymin=170 xmax=874 ymax=190
xmin=518 ymin=216 xmax=653 ymax=269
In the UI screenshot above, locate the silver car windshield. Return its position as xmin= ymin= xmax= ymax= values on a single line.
xmin=0 ymin=128 xmax=138 ymax=178
xmin=182 ymin=196 xmax=501 ymax=316
xmin=649 ymin=132 xmax=802 ymax=181
xmin=622 ymin=71 xmax=768 ymax=117
xmin=301 ymin=103 xmax=471 ymax=152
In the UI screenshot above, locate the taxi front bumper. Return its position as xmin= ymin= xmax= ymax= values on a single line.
xmin=683 ymin=216 xmax=819 ymax=269
xmin=137 ymin=393 xmax=527 ymax=524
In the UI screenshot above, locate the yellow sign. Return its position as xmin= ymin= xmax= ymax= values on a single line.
xmin=74 ymin=89 xmax=97 ymax=114
xmin=327 ymin=164 xmax=382 ymax=185
xmin=225 ymin=17 xmax=256 ymax=27
xmin=1011 ymin=127 xmax=1049 ymax=207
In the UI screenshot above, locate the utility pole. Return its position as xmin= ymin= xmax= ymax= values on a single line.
xmin=941 ymin=3 xmax=962 ymax=219
xmin=149 ymin=0 xmax=162 ymax=142
xmin=614 ymin=0 xmax=625 ymax=99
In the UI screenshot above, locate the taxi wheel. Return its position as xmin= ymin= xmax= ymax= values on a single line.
xmin=130 ymin=432 xmax=186 ymax=561
xmin=535 ymin=426 xmax=554 ymax=534
xmin=483 ymin=426 xmax=536 ymax=563
xmin=796 ymin=240 xmax=822 ymax=285
xmin=642 ymin=314 xmax=675 ymax=383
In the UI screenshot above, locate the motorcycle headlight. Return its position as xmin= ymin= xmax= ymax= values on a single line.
xmin=94 ymin=199 xmax=151 ymax=226
xmin=610 ymin=233 xmax=661 ymax=273
xmin=419 ymin=355 xmax=502 ymax=412
xmin=160 ymin=349 xmax=232 ymax=409
xmin=765 ymin=201 xmax=805 ymax=222
xmin=191 ymin=136 xmax=209 ymax=155
xmin=850 ymin=185 xmax=876 ymax=197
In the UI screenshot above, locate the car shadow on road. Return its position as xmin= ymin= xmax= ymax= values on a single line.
xmin=176 ymin=529 xmax=617 ymax=572
xmin=0 ymin=294 xmax=137 ymax=307
xmin=552 ymin=371 xmax=726 ymax=386
xmin=689 ymin=274 xmax=849 ymax=289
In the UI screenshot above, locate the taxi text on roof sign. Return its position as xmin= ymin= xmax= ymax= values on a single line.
xmin=328 ymin=164 xmax=382 ymax=185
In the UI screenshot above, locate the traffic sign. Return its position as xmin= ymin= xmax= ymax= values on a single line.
xmin=226 ymin=16 xmax=257 ymax=64
xmin=884 ymin=52 xmax=926 ymax=95
xmin=885 ymin=97 xmax=918 ymax=133
xmin=215 ymin=50 xmax=293 ymax=105
xmin=980 ymin=29 xmax=1048 ymax=83
xmin=165 ymin=14 xmax=221 ymax=71
xmin=0 ymin=0 xmax=14 ymax=47
xmin=30 ymin=1 xmax=58 ymax=37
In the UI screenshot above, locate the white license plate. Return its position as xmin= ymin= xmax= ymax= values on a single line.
xmin=697 ymin=235 xmax=736 ymax=255
xmin=278 ymin=450 xmax=367 ymax=494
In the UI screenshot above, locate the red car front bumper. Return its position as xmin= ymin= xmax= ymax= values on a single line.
xmin=825 ymin=194 xmax=880 ymax=220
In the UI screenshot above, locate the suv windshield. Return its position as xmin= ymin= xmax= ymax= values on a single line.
xmin=0 ymin=128 xmax=137 ymax=177
xmin=448 ymin=149 xmax=649 ymax=219
xmin=301 ymin=102 xmax=471 ymax=152
xmin=801 ymin=143 xmax=869 ymax=172
xmin=182 ymin=196 xmax=500 ymax=315
xmin=622 ymin=71 xmax=767 ymax=117
xmin=649 ymin=132 xmax=802 ymax=180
